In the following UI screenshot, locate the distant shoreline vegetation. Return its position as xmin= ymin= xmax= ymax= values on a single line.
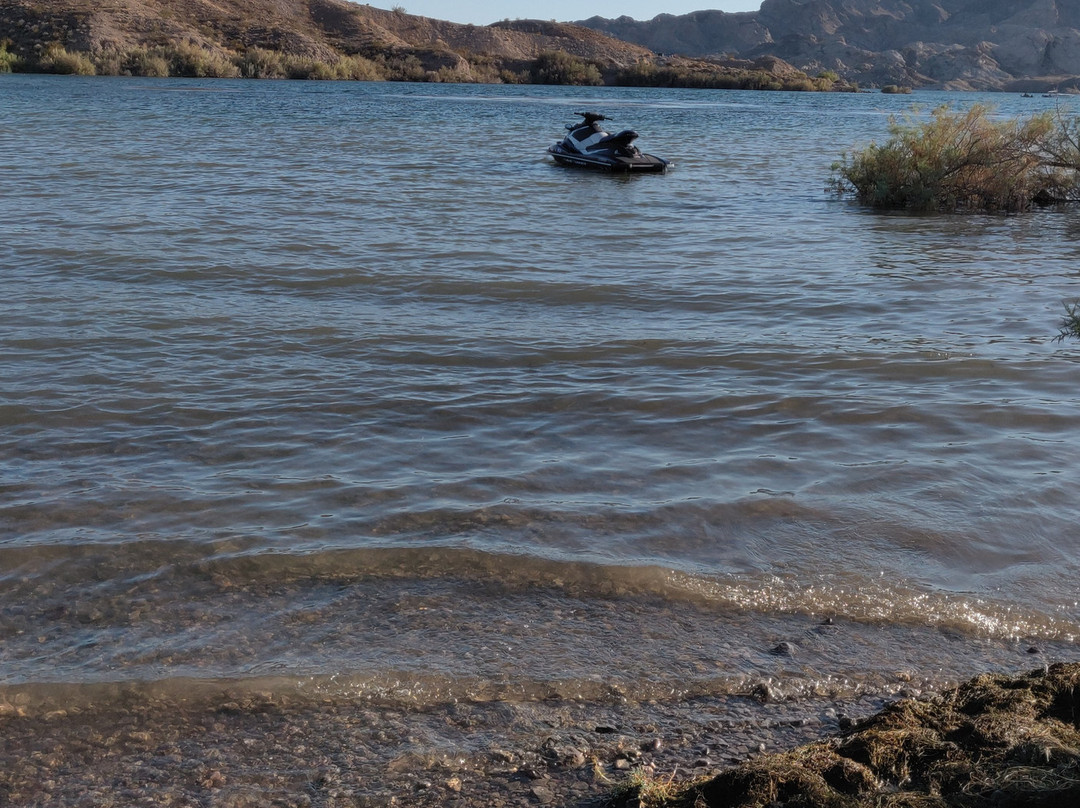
xmin=0 ymin=40 xmax=856 ymax=91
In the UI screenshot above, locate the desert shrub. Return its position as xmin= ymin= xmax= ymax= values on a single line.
xmin=37 ymin=44 xmax=96 ymax=75
xmin=236 ymin=47 xmax=288 ymax=79
xmin=743 ymin=73 xmax=782 ymax=91
xmin=429 ymin=64 xmax=474 ymax=82
xmin=463 ymin=61 xmax=503 ymax=83
xmin=831 ymin=103 xmax=1080 ymax=212
xmin=66 ymin=45 xmax=239 ymax=77
xmin=0 ymin=41 xmax=20 ymax=73
xmin=140 ymin=55 xmax=170 ymax=78
xmin=378 ymin=53 xmax=426 ymax=81
xmin=166 ymin=43 xmax=240 ymax=78
xmin=881 ymin=84 xmax=913 ymax=94
xmin=612 ymin=61 xmax=785 ymax=90
xmin=618 ymin=60 xmax=658 ymax=84
xmin=456 ymin=49 xmax=510 ymax=82
xmin=529 ymin=50 xmax=602 ymax=85
xmin=614 ymin=62 xmax=771 ymax=90
xmin=90 ymin=49 xmax=125 ymax=75
xmin=1035 ymin=111 xmax=1080 ymax=181
xmin=498 ymin=68 xmax=527 ymax=84
xmin=283 ymin=57 xmax=336 ymax=80
xmin=336 ymin=53 xmax=383 ymax=81
xmin=121 ymin=47 xmax=170 ymax=77
xmin=812 ymin=73 xmax=850 ymax=91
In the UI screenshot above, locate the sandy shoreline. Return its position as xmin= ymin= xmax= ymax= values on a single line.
xmin=0 ymin=683 xmax=895 ymax=807
xmin=9 ymin=664 xmax=1080 ymax=808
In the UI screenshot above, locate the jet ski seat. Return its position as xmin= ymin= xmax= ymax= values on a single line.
xmin=599 ymin=129 xmax=639 ymax=145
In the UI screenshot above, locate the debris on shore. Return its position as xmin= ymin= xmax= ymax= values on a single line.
xmin=608 ymin=662 xmax=1080 ymax=808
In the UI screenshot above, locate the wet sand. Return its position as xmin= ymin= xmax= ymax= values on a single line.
xmin=0 ymin=685 xmax=894 ymax=807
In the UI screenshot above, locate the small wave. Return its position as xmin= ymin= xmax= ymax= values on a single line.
xmin=2 ymin=543 xmax=1075 ymax=703
xmin=3 ymin=542 xmax=1076 ymax=643
xmin=0 ymin=667 xmax=906 ymax=718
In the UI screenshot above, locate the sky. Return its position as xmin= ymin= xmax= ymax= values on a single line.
xmin=363 ymin=2 xmax=764 ymax=26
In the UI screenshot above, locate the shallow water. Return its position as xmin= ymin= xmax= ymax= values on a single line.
xmin=2 ymin=76 xmax=1080 ymax=720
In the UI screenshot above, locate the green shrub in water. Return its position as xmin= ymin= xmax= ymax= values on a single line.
xmin=831 ymin=103 xmax=1080 ymax=212
xmin=1055 ymin=301 xmax=1080 ymax=342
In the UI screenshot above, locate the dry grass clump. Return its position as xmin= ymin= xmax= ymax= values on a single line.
xmin=607 ymin=663 xmax=1080 ymax=808
xmin=608 ymin=766 xmax=684 ymax=808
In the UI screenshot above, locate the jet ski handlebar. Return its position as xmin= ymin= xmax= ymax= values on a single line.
xmin=575 ymin=111 xmax=608 ymax=124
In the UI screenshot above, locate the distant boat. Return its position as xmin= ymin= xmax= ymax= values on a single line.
xmin=1043 ymin=89 xmax=1060 ymax=98
xmin=1021 ymin=92 xmax=1034 ymax=98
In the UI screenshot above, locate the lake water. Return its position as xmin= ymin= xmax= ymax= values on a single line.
xmin=2 ymin=73 xmax=1080 ymax=783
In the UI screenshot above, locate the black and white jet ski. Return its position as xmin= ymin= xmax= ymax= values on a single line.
xmin=547 ymin=112 xmax=670 ymax=173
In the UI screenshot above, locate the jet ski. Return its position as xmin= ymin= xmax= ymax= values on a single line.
xmin=547 ymin=112 xmax=670 ymax=173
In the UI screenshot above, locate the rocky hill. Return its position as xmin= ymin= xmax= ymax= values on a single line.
xmin=0 ymin=0 xmax=654 ymax=78
xmin=579 ymin=0 xmax=1080 ymax=90
xmin=0 ymin=0 xmax=845 ymax=89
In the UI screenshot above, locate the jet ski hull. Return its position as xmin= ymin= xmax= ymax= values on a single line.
xmin=547 ymin=143 xmax=670 ymax=173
